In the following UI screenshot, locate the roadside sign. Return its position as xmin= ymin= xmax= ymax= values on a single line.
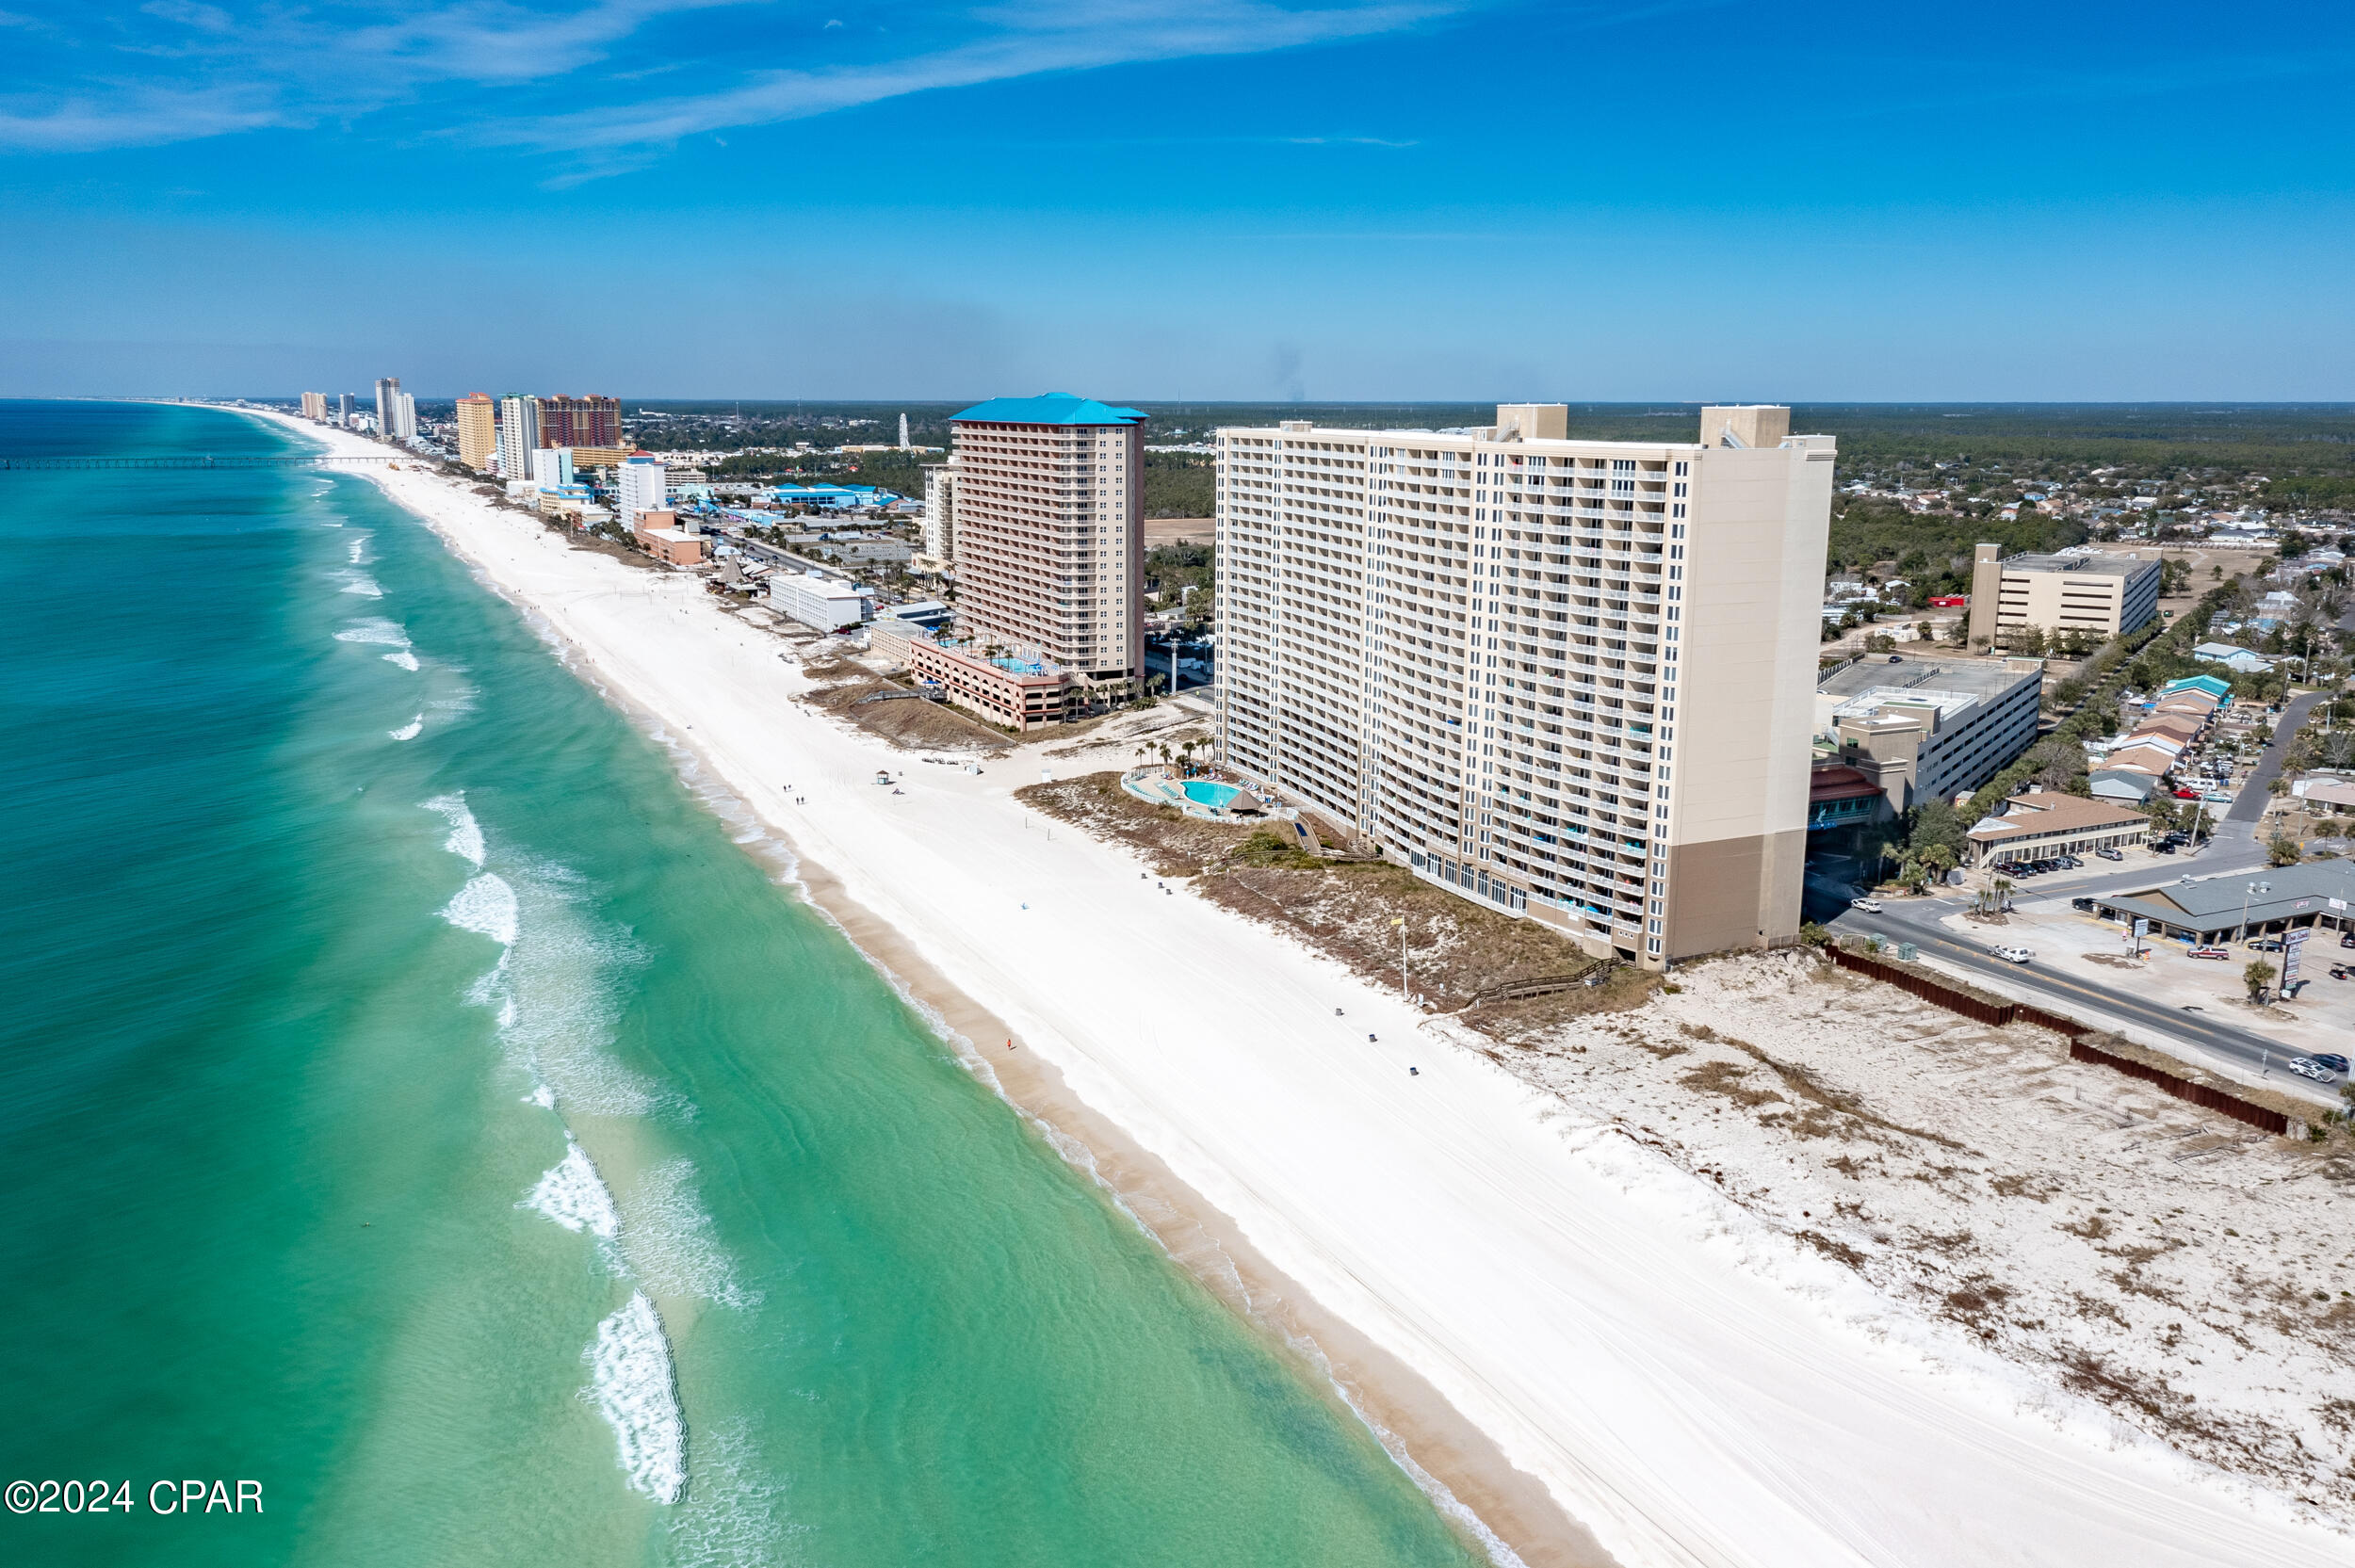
xmin=2282 ymin=929 xmax=2309 ymax=986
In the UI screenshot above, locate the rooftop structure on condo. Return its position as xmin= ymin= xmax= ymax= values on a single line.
xmin=1966 ymin=542 xmax=2163 ymax=647
xmin=1815 ymin=654 xmax=2044 ymax=811
xmin=1214 ymin=402 xmax=1834 ymax=969
xmin=947 ymin=394 xmax=1146 ymax=695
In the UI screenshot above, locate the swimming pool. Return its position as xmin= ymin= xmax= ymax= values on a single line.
xmin=1181 ymin=780 xmax=1243 ymax=810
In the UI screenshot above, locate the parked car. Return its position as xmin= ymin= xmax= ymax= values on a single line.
xmin=2152 ymin=841 xmax=2177 ymax=855
xmin=1991 ymin=945 xmax=2034 ymax=963
xmin=2288 ymin=1058 xmax=2331 ymax=1083
xmin=2071 ymin=897 xmax=2098 ymax=912
xmin=2342 ymin=929 xmax=2355 ymax=949
xmin=1850 ymin=897 xmax=1884 ymax=913
xmin=2097 ymin=848 xmax=2124 ymax=861
xmin=2174 ymin=787 xmax=2201 ymax=800
xmin=2189 ymin=946 xmax=2231 ymax=960
xmin=2330 ymin=963 xmax=2353 ymax=980
xmin=2249 ymin=937 xmax=2283 ymax=952
xmin=2312 ymin=1053 xmax=2351 ymax=1075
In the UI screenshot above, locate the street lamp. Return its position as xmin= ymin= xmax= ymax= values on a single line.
xmin=2241 ymin=881 xmax=2271 ymax=945
xmin=1393 ymin=916 xmax=1408 ymax=1001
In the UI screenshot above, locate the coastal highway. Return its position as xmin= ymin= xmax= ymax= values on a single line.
xmin=1827 ymin=896 xmax=2338 ymax=1104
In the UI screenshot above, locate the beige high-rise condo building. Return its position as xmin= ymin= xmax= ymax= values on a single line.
xmin=1215 ymin=403 xmax=1834 ymax=969
xmin=946 ymin=394 xmax=1145 ymax=687
xmin=1966 ymin=542 xmax=2162 ymax=648
xmin=300 ymin=392 xmax=328 ymax=421
xmin=456 ymin=395 xmax=498 ymax=471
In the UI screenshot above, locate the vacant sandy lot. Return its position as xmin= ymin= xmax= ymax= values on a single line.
xmin=1485 ymin=949 xmax=2355 ymax=1519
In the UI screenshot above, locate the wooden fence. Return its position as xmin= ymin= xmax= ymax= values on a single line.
xmin=1827 ymin=944 xmax=2293 ymax=1138
xmin=2067 ymin=1041 xmax=2291 ymax=1137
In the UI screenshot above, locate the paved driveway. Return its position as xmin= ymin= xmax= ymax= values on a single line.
xmin=2225 ymin=688 xmax=2321 ymax=823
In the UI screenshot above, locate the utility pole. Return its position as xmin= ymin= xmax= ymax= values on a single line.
xmin=1393 ymin=916 xmax=1408 ymax=1000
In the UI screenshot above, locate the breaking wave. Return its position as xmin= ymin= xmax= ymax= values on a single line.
xmin=334 ymin=617 xmax=417 ymax=671
xmin=422 ymin=793 xmax=486 ymax=868
xmin=586 ymin=1292 xmax=686 ymax=1505
xmin=440 ymin=872 xmax=518 ymax=948
xmin=523 ymin=1139 xmax=622 ymax=1245
xmin=390 ymin=715 xmax=424 ymax=741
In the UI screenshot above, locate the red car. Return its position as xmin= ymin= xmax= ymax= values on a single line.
xmin=2173 ymin=787 xmax=2201 ymax=799
xmin=2189 ymin=946 xmax=2230 ymax=960
xmin=1928 ymin=594 xmax=1967 ymax=607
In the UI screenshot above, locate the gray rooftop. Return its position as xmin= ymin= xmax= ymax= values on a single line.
xmin=1818 ymin=654 xmax=2041 ymax=705
xmin=2099 ymin=861 xmax=2355 ymax=935
xmin=2001 ymin=550 xmax=2162 ymax=577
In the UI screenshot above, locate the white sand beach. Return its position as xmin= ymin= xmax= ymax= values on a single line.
xmin=261 ymin=412 xmax=2352 ymax=1568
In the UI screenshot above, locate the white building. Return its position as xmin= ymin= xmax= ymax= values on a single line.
xmin=496 ymin=396 xmax=541 ymax=482
xmin=374 ymin=378 xmax=414 ymax=441
xmin=1215 ymin=403 xmax=1834 ymax=969
xmin=920 ymin=460 xmax=958 ymax=566
xmin=617 ymin=454 xmax=667 ymax=530
xmin=769 ymin=572 xmax=873 ymax=634
xmin=529 ymin=447 xmax=576 ymax=488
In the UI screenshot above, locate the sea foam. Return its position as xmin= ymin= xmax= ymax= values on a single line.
xmin=390 ymin=715 xmax=424 ymax=741
xmin=441 ymin=872 xmax=518 ymax=947
xmin=524 ymin=1139 xmax=621 ymax=1243
xmin=624 ymin=1158 xmax=755 ymax=1310
xmin=587 ymin=1292 xmax=686 ymax=1505
xmin=422 ymin=793 xmax=486 ymax=867
xmin=336 ymin=569 xmax=384 ymax=598
xmin=334 ymin=617 xmax=418 ymax=670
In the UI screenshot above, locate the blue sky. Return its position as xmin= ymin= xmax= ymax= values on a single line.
xmin=3 ymin=0 xmax=2351 ymax=399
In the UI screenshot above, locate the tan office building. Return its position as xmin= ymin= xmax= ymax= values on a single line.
xmin=946 ymin=394 xmax=1145 ymax=687
xmin=456 ymin=394 xmax=498 ymax=472
xmin=1214 ymin=403 xmax=1834 ymax=969
xmin=1966 ymin=543 xmax=2162 ymax=647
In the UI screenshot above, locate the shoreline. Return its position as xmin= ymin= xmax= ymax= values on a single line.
xmin=242 ymin=410 xmax=2350 ymax=1568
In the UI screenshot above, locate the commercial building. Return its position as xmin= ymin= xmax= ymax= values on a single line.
xmin=1966 ymin=543 xmax=2163 ymax=646
xmin=456 ymin=395 xmax=498 ymax=471
xmin=920 ymin=460 xmax=958 ymax=568
xmin=617 ymin=454 xmax=667 ymax=531
xmin=1815 ymin=654 xmax=2043 ymax=811
xmin=769 ymin=572 xmax=871 ymax=633
xmin=1965 ymin=790 xmax=2150 ymax=868
xmin=2092 ymin=861 xmax=2355 ymax=945
xmin=947 ymin=393 xmax=1146 ymax=690
xmin=538 ymin=395 xmax=622 ymax=450
xmin=496 ymin=396 xmax=541 ymax=481
xmin=907 ymin=638 xmax=1084 ymax=732
xmin=1214 ymin=402 xmax=1835 ymax=968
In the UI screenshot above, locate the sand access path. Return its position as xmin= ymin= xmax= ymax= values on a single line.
xmin=260 ymin=413 xmax=2350 ymax=1568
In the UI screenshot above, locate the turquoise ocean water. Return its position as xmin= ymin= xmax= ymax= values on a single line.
xmin=0 ymin=401 xmax=1491 ymax=1566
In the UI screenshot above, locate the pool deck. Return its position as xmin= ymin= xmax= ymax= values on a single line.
xmin=1121 ymin=767 xmax=1295 ymax=824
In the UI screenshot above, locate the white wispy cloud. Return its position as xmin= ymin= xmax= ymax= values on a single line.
xmin=484 ymin=0 xmax=1470 ymax=153
xmin=0 ymin=0 xmax=1481 ymax=156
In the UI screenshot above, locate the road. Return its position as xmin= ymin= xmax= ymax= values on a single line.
xmin=1827 ymin=897 xmax=2336 ymax=1102
xmin=2224 ymin=687 xmax=2321 ymax=824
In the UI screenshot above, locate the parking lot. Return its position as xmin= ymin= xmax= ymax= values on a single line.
xmin=1936 ymin=897 xmax=2355 ymax=1080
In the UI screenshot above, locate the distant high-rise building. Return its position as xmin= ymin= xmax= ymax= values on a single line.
xmin=300 ymin=392 xmax=328 ymax=421
xmin=538 ymin=396 xmax=621 ymax=449
xmin=374 ymin=377 xmax=400 ymax=435
xmin=948 ymin=393 xmax=1145 ymax=685
xmin=496 ymin=396 xmax=541 ymax=480
xmin=920 ymin=460 xmax=958 ymax=565
xmin=899 ymin=412 xmax=911 ymax=450
xmin=337 ymin=393 xmax=355 ymax=427
xmin=618 ymin=454 xmax=667 ymax=530
xmin=1212 ymin=403 xmax=1834 ymax=970
xmin=456 ymin=395 xmax=498 ymax=471
xmin=391 ymin=390 xmax=415 ymax=441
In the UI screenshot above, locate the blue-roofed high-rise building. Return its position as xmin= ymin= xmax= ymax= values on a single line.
xmin=947 ymin=393 xmax=1146 ymax=691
